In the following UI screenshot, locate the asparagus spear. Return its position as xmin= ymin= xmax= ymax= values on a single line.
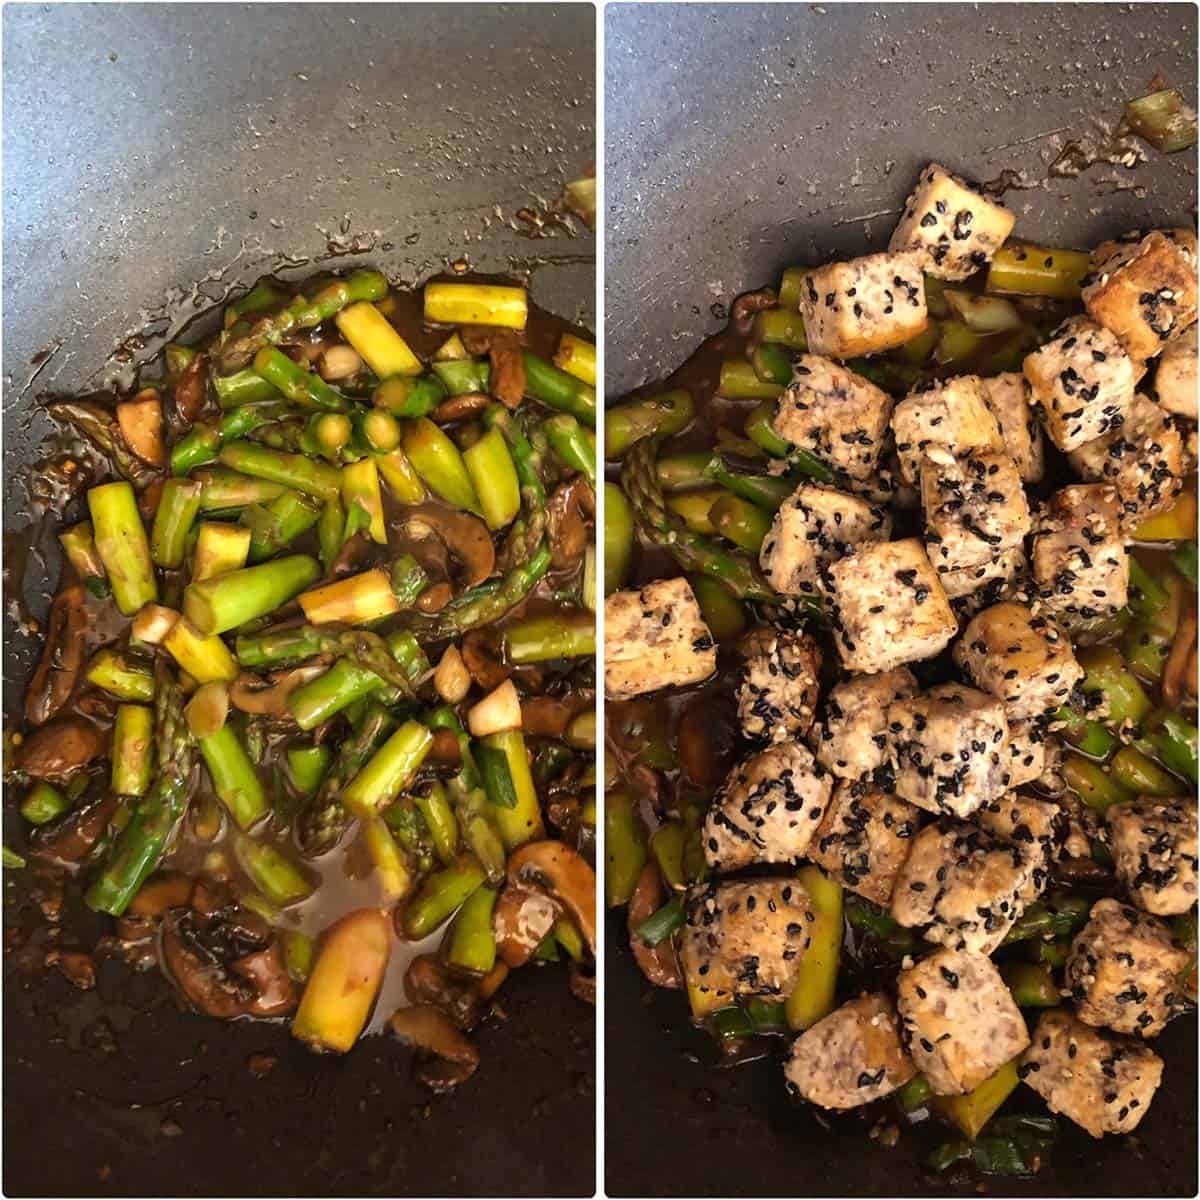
xmin=241 ymin=490 xmax=322 ymax=563
xmin=218 ymin=441 xmax=341 ymax=502
xmin=341 ymin=720 xmax=434 ymax=818
xmin=184 ymin=554 xmax=320 ymax=634
xmin=521 ymin=351 xmax=596 ymax=426
xmin=88 ymin=481 xmax=159 ymax=614
xmin=111 ymin=704 xmax=154 ymax=796
xmin=150 ymin=479 xmax=203 ymax=568
xmin=542 ymin=413 xmax=597 ymax=487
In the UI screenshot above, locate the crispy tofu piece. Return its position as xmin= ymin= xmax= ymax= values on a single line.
xmin=954 ymin=601 xmax=1083 ymax=721
xmin=980 ymin=372 xmax=1046 ymax=484
xmin=1018 ymin=1009 xmax=1163 ymax=1138
xmin=1067 ymin=393 xmax=1187 ymax=531
xmin=976 ymin=792 xmax=1067 ymax=902
xmin=891 ymin=819 xmax=1029 ymax=954
xmin=1065 ymin=898 xmax=1190 ymax=1038
xmin=604 ymin=578 xmax=716 ymax=700
xmin=1023 ymin=316 xmax=1137 ymax=452
xmin=737 ymin=630 xmax=821 ymax=744
xmin=896 ymin=948 xmax=1029 ymax=1095
xmin=888 ymin=163 xmax=1016 ymax=281
xmin=808 ymin=779 xmax=921 ymax=906
xmin=1107 ymin=799 xmax=1198 ymax=917
xmin=920 ymin=448 xmax=1031 ymax=573
xmin=887 ymin=683 xmax=1010 ymax=820
xmin=938 ymin=546 xmax=1026 ymax=611
xmin=1030 ymin=484 xmax=1129 ymax=630
xmin=703 ymin=742 xmax=833 ymax=872
xmin=785 ymin=993 xmax=916 ymax=1109
xmin=759 ymin=483 xmax=891 ymax=596
xmin=1002 ymin=719 xmax=1050 ymax=790
xmin=771 ymin=357 xmax=895 ymax=481
xmin=798 ymin=253 xmax=929 ymax=359
xmin=891 ymin=375 xmax=1005 ymax=484
xmin=1155 ymin=323 xmax=1198 ymax=420
xmin=811 ymin=667 xmax=919 ymax=779
xmin=1083 ymin=229 xmax=1199 ymax=361
xmin=822 ymin=538 xmax=958 ymax=674
xmin=679 ymin=878 xmax=811 ymax=1001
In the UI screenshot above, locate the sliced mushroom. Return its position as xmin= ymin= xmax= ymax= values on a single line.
xmin=1163 ymin=607 xmax=1197 ymax=710
xmin=16 ymin=717 xmax=107 ymax=780
xmin=431 ymin=392 xmax=491 ymax=423
xmin=731 ymin=288 xmax=777 ymax=330
xmin=568 ymin=961 xmax=596 ymax=1005
xmin=507 ymin=841 xmax=596 ymax=956
xmin=461 ymin=629 xmax=510 ymax=692
xmin=401 ymin=504 xmax=495 ymax=590
xmin=405 ymin=953 xmax=482 ymax=1029
xmin=229 ymin=665 xmax=326 ymax=717
xmin=492 ymin=884 xmax=559 ymax=968
xmin=627 ymin=862 xmax=683 ymax=989
xmin=233 ymin=942 xmax=299 ymax=1017
xmin=29 ymin=792 xmax=118 ymax=866
xmin=389 ymin=1004 xmax=480 ymax=1093
xmin=427 ymin=728 xmax=464 ymax=770
xmin=460 ymin=326 xmax=525 ymax=410
xmin=174 ymin=353 xmax=210 ymax=425
xmin=520 ymin=696 xmax=576 ymax=738
xmin=127 ymin=872 xmax=195 ymax=917
xmin=676 ymin=695 xmax=740 ymax=790
xmin=25 ymin=584 xmax=88 ymax=726
xmin=161 ymin=910 xmax=257 ymax=1020
xmin=546 ymin=478 xmax=594 ymax=570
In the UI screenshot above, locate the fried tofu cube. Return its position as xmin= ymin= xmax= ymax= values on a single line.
xmin=770 ymin=357 xmax=894 ymax=481
xmin=981 ymin=372 xmax=1046 ymax=483
xmin=808 ymin=779 xmax=921 ymax=906
xmin=896 ymin=948 xmax=1029 ymax=1095
xmin=920 ymin=448 xmax=1031 ymax=573
xmin=1107 ymin=800 xmax=1198 ymax=917
xmin=888 ymin=683 xmax=1010 ymax=820
xmin=954 ymin=601 xmax=1083 ymax=720
xmin=798 ymin=252 xmax=929 ymax=360
xmin=679 ymin=878 xmax=811 ymax=1001
xmin=889 ymin=163 xmax=1016 ymax=281
xmin=1018 ymin=1009 xmax=1163 ymax=1138
xmin=737 ymin=630 xmax=821 ymax=744
xmin=822 ymin=538 xmax=958 ymax=674
xmin=1023 ymin=316 xmax=1137 ymax=451
xmin=1065 ymin=898 xmax=1190 ymax=1038
xmin=785 ymin=993 xmax=916 ymax=1109
xmin=811 ymin=667 xmax=919 ymax=779
xmin=976 ymin=792 xmax=1067 ymax=902
xmin=891 ymin=375 xmax=1005 ymax=484
xmin=1002 ymin=719 xmax=1050 ymax=790
xmin=938 ymin=545 xmax=1026 ymax=610
xmin=1030 ymin=484 xmax=1129 ymax=630
xmin=759 ymin=482 xmax=892 ymax=597
xmin=1083 ymin=229 xmax=1199 ymax=361
xmin=703 ymin=742 xmax=833 ymax=872
xmin=891 ymin=819 xmax=1030 ymax=954
xmin=1155 ymin=323 xmax=1198 ymax=420
xmin=1067 ymin=393 xmax=1187 ymax=531
xmin=604 ymin=578 xmax=716 ymax=700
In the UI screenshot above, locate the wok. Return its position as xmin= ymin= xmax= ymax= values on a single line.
xmin=604 ymin=3 xmax=1197 ymax=1196
xmin=2 ymin=4 xmax=594 ymax=1196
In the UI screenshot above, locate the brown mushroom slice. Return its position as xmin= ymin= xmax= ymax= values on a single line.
xmin=402 ymin=504 xmax=496 ymax=591
xmin=546 ymin=478 xmax=595 ymax=569
xmin=29 ymin=792 xmax=119 ymax=866
xmin=676 ymin=694 xmax=740 ymax=790
xmin=160 ymin=911 xmax=255 ymax=1020
xmin=461 ymin=629 xmax=511 ymax=692
xmin=1163 ymin=607 xmax=1197 ymax=710
xmin=492 ymin=884 xmax=560 ymax=968
xmin=404 ymin=954 xmax=482 ymax=1029
xmin=173 ymin=353 xmax=209 ymax=425
xmin=389 ymin=1004 xmax=480 ymax=1092
xmin=127 ymin=872 xmax=195 ymax=917
xmin=15 ymin=717 xmax=107 ymax=780
xmin=520 ymin=696 xmax=575 ymax=738
xmin=228 ymin=665 xmax=326 ymax=716
xmin=507 ymin=841 xmax=597 ymax=957
xmin=431 ymin=392 xmax=491 ymax=423
xmin=460 ymin=326 xmax=525 ymax=410
xmin=25 ymin=584 xmax=88 ymax=726
xmin=234 ymin=942 xmax=300 ymax=1017
xmin=568 ymin=962 xmax=596 ymax=1006
xmin=627 ymin=862 xmax=683 ymax=989
xmin=427 ymin=728 xmax=463 ymax=770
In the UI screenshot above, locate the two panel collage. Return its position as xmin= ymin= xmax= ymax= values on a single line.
xmin=2 ymin=2 xmax=1198 ymax=1197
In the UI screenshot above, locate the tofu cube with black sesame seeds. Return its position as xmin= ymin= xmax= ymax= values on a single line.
xmin=737 ymin=630 xmax=822 ymax=744
xmin=808 ymin=779 xmax=921 ymax=906
xmin=920 ymin=448 xmax=1031 ymax=574
xmin=703 ymin=742 xmax=833 ymax=872
xmin=784 ymin=992 xmax=916 ymax=1109
xmin=1107 ymin=799 xmax=1198 ymax=917
xmin=811 ymin=667 xmax=919 ymax=780
xmin=887 ymin=683 xmax=1010 ymax=820
xmin=953 ymin=601 xmax=1083 ymax=721
xmin=759 ymin=482 xmax=892 ymax=597
xmin=888 ymin=163 xmax=1016 ymax=281
xmin=770 ymin=357 xmax=895 ymax=482
xmin=821 ymin=538 xmax=958 ymax=674
xmin=1083 ymin=229 xmax=1199 ymax=362
xmin=896 ymin=948 xmax=1030 ymax=1095
xmin=679 ymin=878 xmax=812 ymax=1001
xmin=1018 ymin=1009 xmax=1163 ymax=1138
xmin=1067 ymin=393 xmax=1187 ymax=532
xmin=1030 ymin=484 xmax=1129 ymax=630
xmin=891 ymin=818 xmax=1030 ymax=954
xmin=891 ymin=375 xmax=1005 ymax=485
xmin=1064 ymin=898 xmax=1190 ymax=1038
xmin=1155 ymin=323 xmax=1198 ymax=420
xmin=1022 ymin=316 xmax=1137 ymax=452
xmin=939 ymin=544 xmax=1026 ymax=605
xmin=798 ymin=253 xmax=929 ymax=360
xmin=976 ymin=792 xmax=1067 ymax=903
xmin=603 ymin=577 xmax=717 ymax=700
xmin=1002 ymin=719 xmax=1050 ymax=790
xmin=980 ymin=372 xmax=1046 ymax=484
